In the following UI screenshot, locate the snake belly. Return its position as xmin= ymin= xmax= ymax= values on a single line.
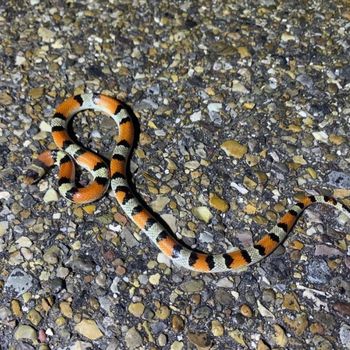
xmin=25 ymin=93 xmax=350 ymax=273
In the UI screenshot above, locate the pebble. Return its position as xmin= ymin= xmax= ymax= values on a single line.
xmin=38 ymin=27 xmax=55 ymax=42
xmin=149 ymin=273 xmax=161 ymax=285
xmin=307 ymin=260 xmax=331 ymax=284
xmin=0 ymin=220 xmax=8 ymax=237
xmin=128 ymin=302 xmax=145 ymax=317
xmin=209 ymin=193 xmax=229 ymax=212
xmin=59 ymin=301 xmax=73 ymax=318
xmin=188 ymin=332 xmax=212 ymax=349
xmin=314 ymin=245 xmax=342 ymax=257
xmin=327 ymin=171 xmax=350 ymax=188
xmin=68 ymin=256 xmax=95 ymax=273
xmin=211 ymin=320 xmax=224 ymax=336
xmin=282 ymin=293 xmax=300 ymax=312
xmin=240 ymin=304 xmax=253 ymax=318
xmin=283 ymin=313 xmax=308 ymax=336
xmin=0 ymin=91 xmax=13 ymax=105
xmin=171 ymin=315 xmax=185 ymax=332
xmin=192 ymin=206 xmax=213 ymax=223
xmin=125 ymin=327 xmax=143 ymax=349
xmin=14 ymin=324 xmax=38 ymax=343
xmin=11 ymin=299 xmax=22 ymax=317
xmin=231 ymin=81 xmax=249 ymax=93
xmin=272 ymin=324 xmax=288 ymax=347
xmin=151 ymin=196 xmax=170 ymax=212
xmin=29 ymin=87 xmax=44 ymax=99
xmin=180 ymin=280 xmax=204 ymax=293
xmin=155 ymin=305 xmax=170 ymax=320
xmin=339 ymin=323 xmax=350 ymax=348
xmin=27 ymin=309 xmax=42 ymax=326
xmin=74 ymin=319 xmax=104 ymax=340
xmin=5 ymin=268 xmax=34 ymax=297
xmin=16 ymin=236 xmax=33 ymax=248
xmin=170 ymin=341 xmax=184 ymax=350
xmin=110 ymin=277 xmax=120 ymax=294
xmin=228 ymin=329 xmax=246 ymax=346
xmin=190 ymin=111 xmax=202 ymax=122
xmin=333 ymin=302 xmax=350 ymax=317
xmin=43 ymin=188 xmax=59 ymax=203
xmin=207 ymin=102 xmax=222 ymax=113
xmin=220 ymin=140 xmax=248 ymax=159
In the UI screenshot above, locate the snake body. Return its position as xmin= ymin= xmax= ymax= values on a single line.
xmin=25 ymin=94 xmax=350 ymax=273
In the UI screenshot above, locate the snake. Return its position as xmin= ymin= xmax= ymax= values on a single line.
xmin=24 ymin=93 xmax=350 ymax=273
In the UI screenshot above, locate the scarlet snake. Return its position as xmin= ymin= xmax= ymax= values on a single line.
xmin=25 ymin=93 xmax=350 ymax=272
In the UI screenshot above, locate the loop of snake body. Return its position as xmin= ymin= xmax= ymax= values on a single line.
xmin=25 ymin=93 xmax=350 ymax=273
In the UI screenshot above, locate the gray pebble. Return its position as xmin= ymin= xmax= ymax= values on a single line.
xmin=4 ymin=268 xmax=34 ymax=297
xmin=339 ymin=323 xmax=350 ymax=349
xmin=327 ymin=171 xmax=350 ymax=188
xmin=307 ymin=260 xmax=331 ymax=284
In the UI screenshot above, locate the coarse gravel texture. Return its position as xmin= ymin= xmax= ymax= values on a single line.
xmin=1 ymin=1 xmax=350 ymax=349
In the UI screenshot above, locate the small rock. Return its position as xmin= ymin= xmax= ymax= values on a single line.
xmin=283 ymin=313 xmax=308 ymax=336
xmin=128 ymin=302 xmax=144 ymax=317
xmin=221 ymin=140 xmax=247 ymax=159
xmin=27 ymin=309 xmax=42 ymax=326
xmin=149 ymin=273 xmax=161 ymax=285
xmin=188 ymin=332 xmax=212 ymax=349
xmin=60 ymin=301 xmax=73 ymax=318
xmin=240 ymin=304 xmax=253 ymax=318
xmin=110 ymin=277 xmax=120 ymax=293
xmin=333 ymin=302 xmax=350 ymax=317
xmin=192 ymin=206 xmax=213 ymax=223
xmin=155 ymin=305 xmax=170 ymax=320
xmin=257 ymin=339 xmax=271 ymax=350
xmin=171 ymin=315 xmax=185 ymax=332
xmin=56 ymin=267 xmax=70 ymax=279
xmin=272 ymin=324 xmax=288 ymax=347
xmin=158 ymin=333 xmax=167 ymax=347
xmin=5 ymin=268 xmax=34 ymax=297
xmin=231 ymin=81 xmax=249 ymax=93
xmin=237 ymin=46 xmax=251 ymax=58
xmin=125 ymin=327 xmax=143 ymax=349
xmin=282 ymin=293 xmax=300 ymax=312
xmin=43 ymin=246 xmax=61 ymax=264
xmin=74 ymin=319 xmax=103 ymax=340
xmin=151 ymin=197 xmax=170 ymax=212
xmin=214 ymin=289 xmax=234 ymax=306
xmin=0 ymin=91 xmax=13 ymax=105
xmin=209 ymin=193 xmax=229 ymax=212
xmin=43 ymin=188 xmax=59 ymax=203
xmin=207 ymin=103 xmax=222 ymax=113
xmin=0 ymin=220 xmax=9 ymax=236
xmin=307 ymin=260 xmax=331 ymax=284
xmin=211 ymin=320 xmax=224 ymax=336
xmin=29 ymin=87 xmax=44 ymax=99
xmin=14 ymin=324 xmax=38 ymax=343
xmin=312 ymin=131 xmax=328 ymax=143
xmin=190 ymin=111 xmax=202 ymax=122
xmin=228 ymin=329 xmax=246 ymax=346
xmin=327 ymin=171 xmax=350 ymax=188
xmin=11 ymin=299 xmax=22 ymax=317
xmin=315 ymin=245 xmax=342 ymax=257
xmin=281 ymin=32 xmax=296 ymax=42
xmin=38 ymin=27 xmax=55 ymax=42
xmin=339 ymin=323 xmax=350 ymax=348
xmin=180 ymin=280 xmax=204 ymax=293
xmin=170 ymin=341 xmax=184 ymax=350
xmin=69 ymin=256 xmax=95 ymax=273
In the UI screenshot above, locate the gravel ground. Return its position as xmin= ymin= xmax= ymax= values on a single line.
xmin=1 ymin=1 xmax=350 ymax=349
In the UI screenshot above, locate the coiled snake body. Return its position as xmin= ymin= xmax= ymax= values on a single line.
xmin=25 ymin=94 xmax=350 ymax=273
